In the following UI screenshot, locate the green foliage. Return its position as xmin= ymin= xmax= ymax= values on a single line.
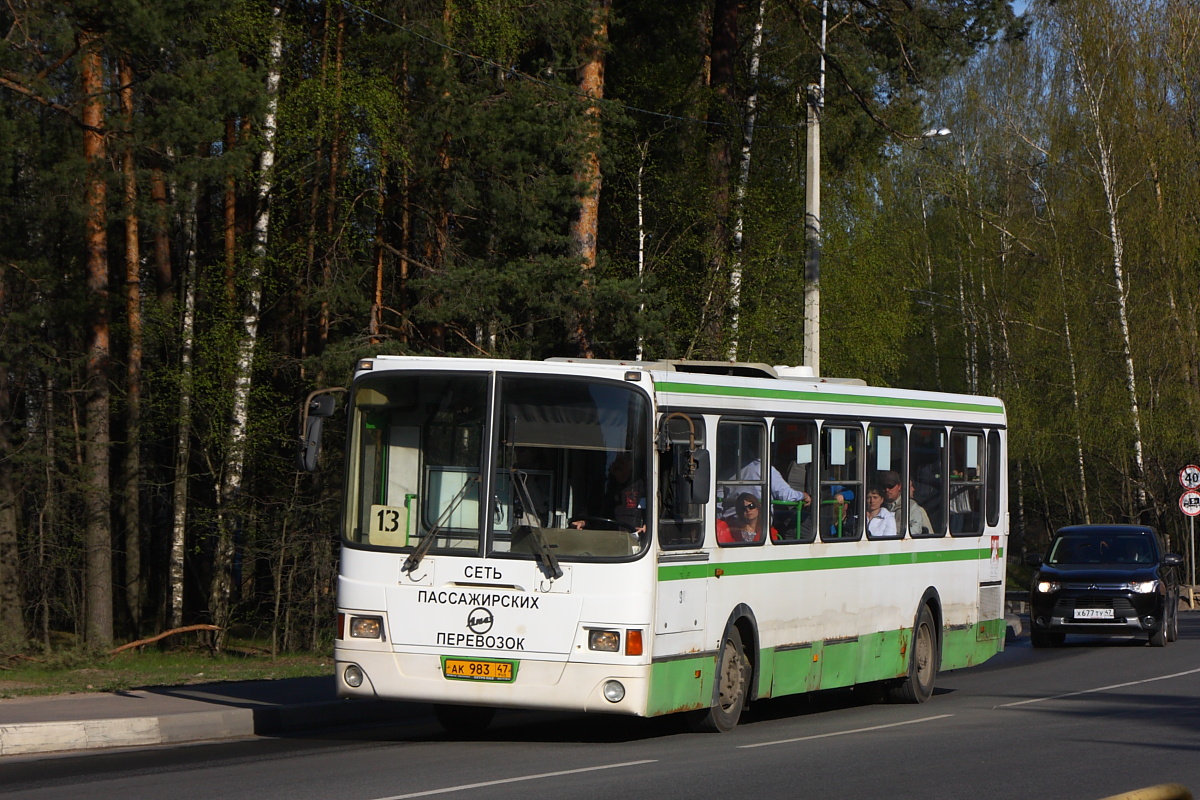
xmin=1 ymin=0 xmax=1097 ymax=651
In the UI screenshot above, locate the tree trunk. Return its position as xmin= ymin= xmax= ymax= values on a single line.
xmin=211 ymin=7 xmax=282 ymax=651
xmin=150 ymin=163 xmax=174 ymax=307
xmin=1065 ymin=15 xmax=1147 ymax=511
xmin=569 ymin=0 xmax=610 ymax=358
xmin=170 ymin=185 xmax=199 ymax=630
xmin=727 ymin=0 xmax=766 ymax=360
xmin=224 ymin=117 xmax=239 ymax=306
xmin=370 ymin=161 xmax=388 ymax=344
xmin=694 ymin=0 xmax=737 ymax=357
xmin=119 ymin=58 xmax=144 ymax=632
xmin=319 ymin=1 xmax=345 ymax=375
xmin=81 ymin=30 xmax=113 ymax=649
xmin=0 ymin=264 xmax=23 ymax=649
xmin=635 ymin=140 xmax=648 ymax=360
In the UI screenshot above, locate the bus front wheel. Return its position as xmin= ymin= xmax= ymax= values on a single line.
xmin=690 ymin=626 xmax=749 ymax=733
xmin=886 ymin=604 xmax=938 ymax=704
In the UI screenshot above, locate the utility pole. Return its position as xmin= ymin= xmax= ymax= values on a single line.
xmin=803 ymin=0 xmax=827 ymax=375
xmin=803 ymin=83 xmax=821 ymax=374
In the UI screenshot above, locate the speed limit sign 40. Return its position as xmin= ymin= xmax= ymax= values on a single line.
xmin=1181 ymin=490 xmax=1200 ymax=517
xmin=1181 ymin=465 xmax=1200 ymax=489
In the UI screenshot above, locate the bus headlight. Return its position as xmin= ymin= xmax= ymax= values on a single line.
xmin=344 ymin=664 xmax=365 ymax=688
xmin=589 ymin=630 xmax=620 ymax=652
xmin=350 ymin=616 xmax=384 ymax=639
xmin=603 ymin=680 xmax=626 ymax=703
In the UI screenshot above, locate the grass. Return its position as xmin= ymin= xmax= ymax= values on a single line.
xmin=0 ymin=645 xmax=332 ymax=699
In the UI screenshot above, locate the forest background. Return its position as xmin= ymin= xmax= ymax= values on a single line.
xmin=2 ymin=0 xmax=1198 ymax=655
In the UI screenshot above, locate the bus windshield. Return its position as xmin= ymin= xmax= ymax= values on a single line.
xmin=342 ymin=370 xmax=651 ymax=561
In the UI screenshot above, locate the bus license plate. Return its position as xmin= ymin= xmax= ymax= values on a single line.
xmin=443 ymin=658 xmax=516 ymax=682
xmin=1074 ymin=608 xmax=1113 ymax=620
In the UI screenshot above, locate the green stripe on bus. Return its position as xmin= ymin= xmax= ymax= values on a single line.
xmin=658 ymin=546 xmax=999 ymax=581
xmin=646 ymin=618 xmax=1005 ymax=716
xmin=654 ymin=381 xmax=1005 ymax=414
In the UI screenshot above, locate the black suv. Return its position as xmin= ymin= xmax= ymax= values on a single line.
xmin=1025 ymin=524 xmax=1182 ymax=648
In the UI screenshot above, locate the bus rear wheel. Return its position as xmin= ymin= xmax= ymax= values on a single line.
xmin=691 ymin=626 xmax=749 ymax=733
xmin=887 ymin=604 xmax=938 ymax=704
xmin=433 ymin=704 xmax=496 ymax=736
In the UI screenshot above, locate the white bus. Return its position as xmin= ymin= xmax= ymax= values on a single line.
xmin=301 ymin=356 xmax=1008 ymax=733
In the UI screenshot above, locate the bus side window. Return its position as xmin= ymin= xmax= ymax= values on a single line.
xmin=658 ymin=415 xmax=706 ymax=548
xmin=949 ymin=430 xmax=984 ymax=535
xmin=716 ymin=421 xmax=768 ymax=546
xmin=910 ymin=426 xmax=946 ymax=537
xmin=867 ymin=423 xmax=906 ymax=539
xmin=986 ymin=430 xmax=1002 ymax=528
xmin=820 ymin=425 xmax=862 ymax=541
xmin=771 ymin=419 xmax=817 ymax=543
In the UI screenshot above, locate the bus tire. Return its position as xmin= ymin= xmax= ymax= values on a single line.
xmin=433 ymin=704 xmax=496 ymax=736
xmin=690 ymin=626 xmax=750 ymax=733
xmin=886 ymin=604 xmax=938 ymax=704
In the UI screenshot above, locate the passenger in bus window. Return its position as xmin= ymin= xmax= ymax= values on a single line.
xmin=737 ymin=458 xmax=810 ymax=507
xmin=909 ymin=480 xmax=934 ymax=537
xmin=821 ymin=485 xmax=856 ymax=538
xmin=864 ymin=485 xmax=897 ymax=538
xmin=882 ymin=471 xmax=903 ymax=516
xmin=716 ymin=493 xmax=774 ymax=544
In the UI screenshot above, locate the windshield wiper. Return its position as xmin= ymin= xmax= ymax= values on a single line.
xmin=510 ymin=468 xmax=563 ymax=579
xmin=403 ymin=475 xmax=479 ymax=574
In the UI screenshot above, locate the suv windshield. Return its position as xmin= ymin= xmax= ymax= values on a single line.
xmin=342 ymin=370 xmax=651 ymax=562
xmin=1047 ymin=532 xmax=1156 ymax=565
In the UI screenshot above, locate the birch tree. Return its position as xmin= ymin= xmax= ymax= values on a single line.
xmin=1057 ymin=3 xmax=1148 ymax=511
xmin=726 ymin=0 xmax=767 ymax=360
xmin=170 ymin=185 xmax=199 ymax=631
xmin=211 ymin=5 xmax=283 ymax=650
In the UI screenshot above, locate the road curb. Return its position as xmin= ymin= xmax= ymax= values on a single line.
xmin=0 ymin=699 xmax=407 ymax=757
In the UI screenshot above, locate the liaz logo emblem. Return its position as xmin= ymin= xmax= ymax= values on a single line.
xmin=467 ymin=607 xmax=494 ymax=634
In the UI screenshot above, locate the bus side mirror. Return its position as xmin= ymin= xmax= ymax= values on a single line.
xmin=674 ymin=447 xmax=710 ymax=505
xmin=691 ymin=448 xmax=711 ymax=504
xmin=298 ymin=393 xmax=338 ymax=472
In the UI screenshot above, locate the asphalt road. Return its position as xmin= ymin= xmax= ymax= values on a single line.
xmin=5 ymin=618 xmax=1200 ymax=800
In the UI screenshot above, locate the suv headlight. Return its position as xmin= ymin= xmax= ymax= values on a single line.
xmin=1035 ymin=580 xmax=1061 ymax=594
xmin=1125 ymin=580 xmax=1159 ymax=594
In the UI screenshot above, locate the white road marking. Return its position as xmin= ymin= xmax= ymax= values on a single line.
xmin=738 ymin=714 xmax=954 ymax=748
xmin=997 ymin=666 xmax=1200 ymax=708
xmin=371 ymin=760 xmax=659 ymax=799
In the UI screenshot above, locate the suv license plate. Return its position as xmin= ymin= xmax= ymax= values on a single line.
xmin=1074 ymin=608 xmax=1114 ymax=620
xmin=443 ymin=658 xmax=516 ymax=682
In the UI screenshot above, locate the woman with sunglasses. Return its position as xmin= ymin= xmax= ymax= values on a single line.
xmin=716 ymin=492 xmax=777 ymax=544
